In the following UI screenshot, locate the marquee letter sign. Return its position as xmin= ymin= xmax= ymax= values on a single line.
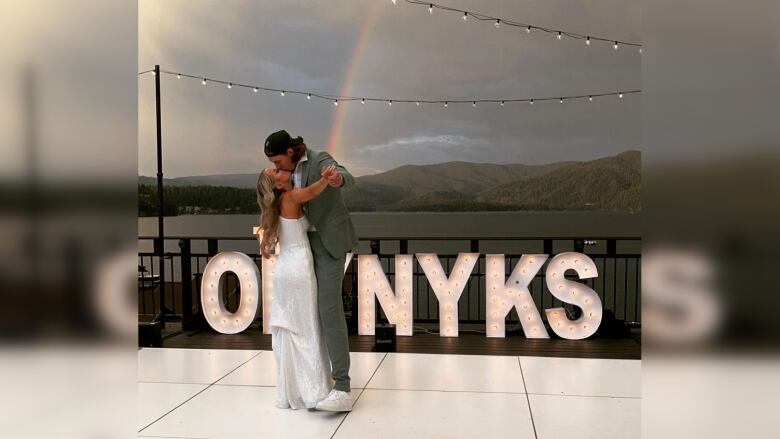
xmin=209 ymin=228 xmax=605 ymax=340
xmin=544 ymin=252 xmax=602 ymax=339
xmin=357 ymin=254 xmax=414 ymax=336
xmin=200 ymin=251 xmax=260 ymax=334
xmin=416 ymin=252 xmax=479 ymax=337
xmin=485 ymin=254 xmax=550 ymax=338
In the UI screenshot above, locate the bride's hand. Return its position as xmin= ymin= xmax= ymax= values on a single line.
xmin=321 ymin=165 xmax=336 ymax=178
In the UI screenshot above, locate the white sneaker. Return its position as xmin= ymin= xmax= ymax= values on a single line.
xmin=315 ymin=389 xmax=353 ymax=412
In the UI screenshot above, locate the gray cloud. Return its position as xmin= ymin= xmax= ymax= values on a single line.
xmin=139 ymin=0 xmax=640 ymax=177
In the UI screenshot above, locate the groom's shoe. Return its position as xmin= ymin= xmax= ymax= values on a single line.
xmin=315 ymin=389 xmax=353 ymax=412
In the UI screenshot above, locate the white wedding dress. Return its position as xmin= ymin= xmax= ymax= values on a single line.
xmin=269 ymin=215 xmax=333 ymax=409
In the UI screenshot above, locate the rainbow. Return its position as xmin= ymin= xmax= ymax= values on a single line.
xmin=325 ymin=2 xmax=381 ymax=158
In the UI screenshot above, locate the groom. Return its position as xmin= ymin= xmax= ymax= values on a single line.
xmin=264 ymin=130 xmax=359 ymax=412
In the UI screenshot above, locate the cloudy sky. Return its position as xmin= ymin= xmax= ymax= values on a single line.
xmin=139 ymin=0 xmax=640 ymax=178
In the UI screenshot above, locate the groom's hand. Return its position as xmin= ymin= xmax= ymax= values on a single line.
xmin=323 ymin=165 xmax=343 ymax=187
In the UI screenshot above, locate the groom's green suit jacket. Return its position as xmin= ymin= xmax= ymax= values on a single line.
xmin=299 ymin=148 xmax=359 ymax=258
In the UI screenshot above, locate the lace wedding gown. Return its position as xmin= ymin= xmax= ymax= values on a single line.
xmin=269 ymin=215 xmax=333 ymax=409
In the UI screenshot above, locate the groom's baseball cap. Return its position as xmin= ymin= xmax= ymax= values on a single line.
xmin=264 ymin=130 xmax=304 ymax=156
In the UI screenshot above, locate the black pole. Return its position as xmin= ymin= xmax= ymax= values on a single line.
xmin=154 ymin=64 xmax=166 ymax=329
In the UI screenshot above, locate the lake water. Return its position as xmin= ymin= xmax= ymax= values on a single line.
xmin=138 ymin=211 xmax=641 ymax=255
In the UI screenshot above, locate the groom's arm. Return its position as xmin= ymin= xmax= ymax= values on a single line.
xmin=316 ymin=151 xmax=354 ymax=188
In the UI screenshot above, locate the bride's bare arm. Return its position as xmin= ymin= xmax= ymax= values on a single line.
xmin=285 ymin=165 xmax=335 ymax=204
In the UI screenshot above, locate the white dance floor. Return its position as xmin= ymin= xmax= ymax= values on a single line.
xmin=138 ymin=348 xmax=640 ymax=439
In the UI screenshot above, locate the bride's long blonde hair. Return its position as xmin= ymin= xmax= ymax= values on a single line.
xmin=256 ymin=171 xmax=282 ymax=256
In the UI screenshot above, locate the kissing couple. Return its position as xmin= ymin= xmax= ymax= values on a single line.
xmin=256 ymin=130 xmax=359 ymax=412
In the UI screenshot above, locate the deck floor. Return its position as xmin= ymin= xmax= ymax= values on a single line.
xmin=156 ymin=323 xmax=640 ymax=359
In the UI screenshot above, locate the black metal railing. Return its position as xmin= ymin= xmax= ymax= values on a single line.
xmin=137 ymin=236 xmax=641 ymax=332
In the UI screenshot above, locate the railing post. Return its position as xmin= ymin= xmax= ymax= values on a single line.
xmin=607 ymin=239 xmax=617 ymax=255
xmin=207 ymin=239 xmax=218 ymax=256
xmin=179 ymin=239 xmax=195 ymax=330
xmin=543 ymin=239 xmax=552 ymax=255
xmin=153 ymin=237 xmax=166 ymax=327
xmin=574 ymin=238 xmax=585 ymax=253
xmin=470 ymin=239 xmax=479 ymax=252
xmin=399 ymin=239 xmax=408 ymax=254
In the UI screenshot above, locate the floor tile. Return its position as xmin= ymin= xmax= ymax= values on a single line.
xmin=367 ymin=353 xmax=526 ymax=393
xmin=520 ymin=356 xmax=640 ymax=397
xmin=217 ymin=351 xmax=386 ymax=389
xmin=140 ymin=384 xmax=364 ymax=439
xmin=137 ymin=382 xmax=208 ymax=430
xmin=334 ymin=389 xmax=535 ymax=439
xmin=530 ymin=394 xmax=640 ymax=439
xmin=138 ymin=348 xmax=260 ymax=384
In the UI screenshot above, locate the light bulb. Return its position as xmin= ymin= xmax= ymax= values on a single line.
xmin=559 ymin=98 xmax=564 ymax=104
xmin=586 ymin=37 xmax=591 ymax=45
xmin=392 ymin=0 xmax=396 ymax=4
xmin=151 ymin=70 xmax=156 ymax=76
xmin=227 ymin=83 xmax=232 ymax=89
xmin=280 ymin=90 xmax=285 ymax=96
xmin=494 ymin=19 xmax=500 ymax=28
xmin=557 ymin=31 xmax=562 ymax=40
xmin=639 ymin=47 xmax=643 ymax=54
xmin=588 ymin=95 xmax=593 ymax=101
xmin=334 ymin=100 xmax=339 ymax=106
xmin=176 ymin=73 xmax=181 ymax=79
xmin=201 ymin=78 xmax=207 ymax=85
xmin=361 ymin=98 xmax=365 ymax=104
xmin=428 ymin=4 xmax=433 ymax=14
xmin=444 ymin=101 xmax=448 ymax=107
xmin=614 ymin=41 xmax=619 ymax=50
xmin=500 ymin=101 xmax=505 ymax=106
xmin=416 ymin=101 xmax=420 ymax=106
xmin=529 ymin=99 xmax=534 ymax=105
xmin=307 ymin=94 xmax=311 ymax=99
xmin=462 ymin=12 xmax=468 ymax=21
xmin=526 ymin=26 xmax=532 ymax=33
xmin=388 ymin=100 xmax=392 ymax=106
xmin=253 ymin=87 xmax=258 ymax=93
xmin=619 ymin=93 xmax=624 ymax=98
xmin=472 ymin=101 xmax=476 ymax=107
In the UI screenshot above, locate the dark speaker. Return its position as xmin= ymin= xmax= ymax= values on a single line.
xmin=139 ymin=322 xmax=162 ymax=347
xmin=373 ymin=323 xmax=396 ymax=352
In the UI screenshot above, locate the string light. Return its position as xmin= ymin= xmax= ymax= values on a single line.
xmin=334 ymin=99 xmax=339 ymax=106
xmin=143 ymin=69 xmax=639 ymax=107
xmin=176 ymin=73 xmax=181 ymax=79
xmin=614 ymin=41 xmax=619 ymax=50
xmin=403 ymin=0 xmax=641 ymax=50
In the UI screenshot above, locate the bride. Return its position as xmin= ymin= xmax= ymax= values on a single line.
xmin=256 ymin=164 xmax=338 ymax=409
